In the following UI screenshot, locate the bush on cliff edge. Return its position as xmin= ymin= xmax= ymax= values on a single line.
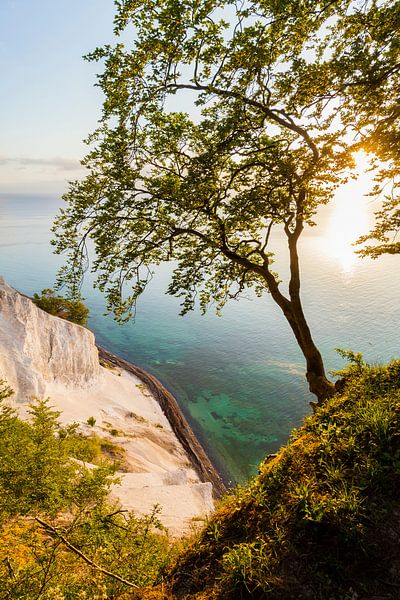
xmin=33 ymin=288 xmax=90 ymax=326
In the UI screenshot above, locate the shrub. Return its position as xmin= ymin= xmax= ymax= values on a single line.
xmin=33 ymin=288 xmax=90 ymax=326
xmin=0 ymin=388 xmax=175 ymax=597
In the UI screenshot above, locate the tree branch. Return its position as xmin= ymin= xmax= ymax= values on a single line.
xmin=163 ymin=82 xmax=320 ymax=161
xmin=35 ymin=517 xmax=140 ymax=590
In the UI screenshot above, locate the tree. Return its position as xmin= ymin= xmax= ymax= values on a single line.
xmin=0 ymin=393 xmax=172 ymax=597
xmin=0 ymin=396 xmax=115 ymax=519
xmin=54 ymin=0 xmax=395 ymax=403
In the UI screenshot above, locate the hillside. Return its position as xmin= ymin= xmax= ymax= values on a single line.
xmin=2 ymin=273 xmax=400 ymax=598
xmin=1 ymin=344 xmax=400 ymax=597
xmin=152 ymin=355 xmax=400 ymax=599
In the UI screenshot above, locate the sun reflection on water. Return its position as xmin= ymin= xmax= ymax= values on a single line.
xmin=324 ymin=151 xmax=372 ymax=274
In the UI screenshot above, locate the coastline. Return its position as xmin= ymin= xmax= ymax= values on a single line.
xmin=97 ymin=345 xmax=227 ymax=498
xmin=1 ymin=275 xmax=222 ymax=534
xmin=12 ymin=283 xmax=226 ymax=497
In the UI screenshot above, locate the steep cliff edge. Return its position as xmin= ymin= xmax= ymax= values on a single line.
xmin=0 ymin=277 xmax=100 ymax=402
xmin=0 ymin=277 xmax=218 ymax=536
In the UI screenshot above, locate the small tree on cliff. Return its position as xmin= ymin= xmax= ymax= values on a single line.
xmin=54 ymin=0 xmax=392 ymax=404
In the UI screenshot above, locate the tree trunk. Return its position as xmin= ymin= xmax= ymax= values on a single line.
xmin=286 ymin=226 xmax=335 ymax=404
xmin=270 ymin=288 xmax=335 ymax=404
xmin=289 ymin=302 xmax=335 ymax=404
xmin=260 ymin=222 xmax=335 ymax=405
xmin=222 ymin=210 xmax=335 ymax=404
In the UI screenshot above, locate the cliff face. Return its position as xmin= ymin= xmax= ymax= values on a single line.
xmin=0 ymin=277 xmax=214 ymax=536
xmin=0 ymin=277 xmax=100 ymax=402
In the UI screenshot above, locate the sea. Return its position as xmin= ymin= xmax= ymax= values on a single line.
xmin=0 ymin=191 xmax=399 ymax=483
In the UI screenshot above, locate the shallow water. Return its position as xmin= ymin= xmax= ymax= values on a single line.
xmin=0 ymin=194 xmax=399 ymax=482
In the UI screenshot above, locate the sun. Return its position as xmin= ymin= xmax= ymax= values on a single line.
xmin=352 ymin=149 xmax=369 ymax=168
xmin=323 ymin=150 xmax=372 ymax=273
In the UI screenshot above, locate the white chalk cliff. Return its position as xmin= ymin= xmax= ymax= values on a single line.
xmin=0 ymin=277 xmax=213 ymax=535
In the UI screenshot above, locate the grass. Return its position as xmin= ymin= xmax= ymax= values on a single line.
xmin=65 ymin=430 xmax=128 ymax=470
xmin=151 ymin=357 xmax=400 ymax=599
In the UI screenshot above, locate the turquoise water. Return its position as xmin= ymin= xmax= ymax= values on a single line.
xmin=1 ymin=194 xmax=399 ymax=482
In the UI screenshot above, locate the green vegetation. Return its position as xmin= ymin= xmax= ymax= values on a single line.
xmin=151 ymin=357 xmax=400 ymax=599
xmin=33 ymin=288 xmax=90 ymax=327
xmin=0 ymin=384 xmax=175 ymax=598
xmin=62 ymin=424 xmax=128 ymax=470
xmin=5 ymin=4 xmax=400 ymax=594
xmin=3 ymin=356 xmax=400 ymax=597
xmin=136 ymin=383 xmax=152 ymax=397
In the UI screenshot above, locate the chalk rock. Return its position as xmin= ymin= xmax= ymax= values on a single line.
xmin=0 ymin=277 xmax=100 ymax=402
xmin=0 ymin=277 xmax=214 ymax=535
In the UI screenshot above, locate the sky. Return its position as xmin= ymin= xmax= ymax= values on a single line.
xmin=0 ymin=0 xmax=378 ymax=250
xmin=0 ymin=0 xmax=117 ymax=194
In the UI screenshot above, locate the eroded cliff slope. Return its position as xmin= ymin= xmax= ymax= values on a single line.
xmin=0 ymin=277 xmax=214 ymax=535
xmin=0 ymin=277 xmax=100 ymax=401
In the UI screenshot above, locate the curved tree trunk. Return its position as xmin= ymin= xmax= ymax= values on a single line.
xmin=259 ymin=215 xmax=335 ymax=405
xmin=287 ymin=300 xmax=335 ymax=403
xmin=268 ymin=283 xmax=335 ymax=404
xmin=285 ymin=224 xmax=335 ymax=404
xmin=221 ymin=201 xmax=335 ymax=404
xmin=290 ymin=223 xmax=335 ymax=402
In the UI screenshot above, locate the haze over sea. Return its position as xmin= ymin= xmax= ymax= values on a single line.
xmin=0 ymin=191 xmax=399 ymax=483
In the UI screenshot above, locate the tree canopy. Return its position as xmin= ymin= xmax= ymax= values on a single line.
xmin=335 ymin=0 xmax=400 ymax=258
xmin=54 ymin=0 xmax=399 ymax=402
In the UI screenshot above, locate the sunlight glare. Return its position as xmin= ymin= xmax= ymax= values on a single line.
xmin=324 ymin=150 xmax=372 ymax=273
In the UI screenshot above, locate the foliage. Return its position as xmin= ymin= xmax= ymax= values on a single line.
xmin=61 ymin=425 xmax=128 ymax=470
xmin=357 ymin=193 xmax=400 ymax=258
xmin=56 ymin=1 xmax=400 ymax=401
xmin=0 ymin=508 xmax=172 ymax=599
xmin=331 ymin=348 xmax=365 ymax=378
xmin=0 ymin=379 xmax=13 ymax=402
xmin=0 ymin=396 xmax=114 ymax=521
xmin=163 ymin=358 xmax=400 ymax=599
xmin=33 ymin=288 xmax=90 ymax=327
xmin=0 ymin=389 xmax=175 ymax=598
xmin=54 ymin=0 xmax=355 ymax=317
xmin=339 ymin=2 xmax=400 ymax=258
xmin=3 ymin=357 xmax=400 ymax=598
